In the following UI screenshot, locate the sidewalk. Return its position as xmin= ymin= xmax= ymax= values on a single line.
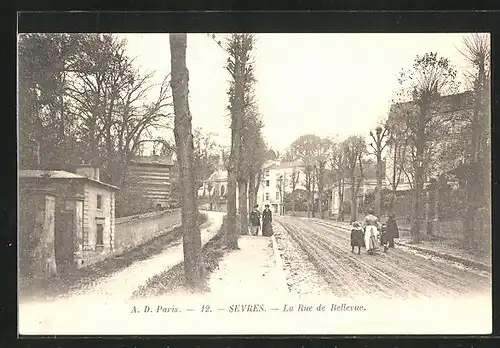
xmin=207 ymin=235 xmax=289 ymax=300
xmin=325 ymin=218 xmax=491 ymax=273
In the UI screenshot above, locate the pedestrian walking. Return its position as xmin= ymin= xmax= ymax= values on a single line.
xmin=262 ymin=204 xmax=273 ymax=236
xmin=249 ymin=205 xmax=261 ymax=236
xmin=379 ymin=222 xmax=389 ymax=252
xmin=386 ymin=213 xmax=399 ymax=248
xmin=363 ymin=209 xmax=381 ymax=255
xmin=350 ymin=221 xmax=364 ymax=254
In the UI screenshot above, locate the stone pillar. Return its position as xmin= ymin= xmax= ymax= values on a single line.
xmin=25 ymin=188 xmax=57 ymax=284
xmin=65 ymin=194 xmax=85 ymax=267
xmin=110 ymin=191 xmax=115 ymax=253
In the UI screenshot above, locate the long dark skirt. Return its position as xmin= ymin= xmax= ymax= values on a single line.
xmin=350 ymin=229 xmax=364 ymax=247
xmin=380 ymin=231 xmax=389 ymax=246
xmin=262 ymin=220 xmax=273 ymax=236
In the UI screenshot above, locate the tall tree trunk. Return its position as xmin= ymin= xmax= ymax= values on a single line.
xmin=411 ymin=172 xmax=423 ymax=243
xmin=318 ymin=183 xmax=324 ymax=219
xmin=226 ymin=38 xmax=244 ymax=250
xmin=411 ymin=100 xmax=428 ymax=243
xmin=463 ymin=64 xmax=485 ymax=248
xmin=238 ymin=179 xmax=249 ymax=235
xmin=248 ymin=171 xmax=255 ymax=212
xmin=350 ymin=175 xmax=357 ymax=222
xmin=427 ymin=187 xmax=436 ymax=236
xmin=375 ymin=152 xmax=382 ymax=216
xmin=338 ymin=178 xmax=344 ymax=222
xmin=254 ymin=172 xmax=262 ymax=207
xmin=311 ymin=173 xmax=316 ymax=218
xmin=169 ymin=33 xmax=203 ymax=290
xmin=306 ymin=173 xmax=311 ymax=218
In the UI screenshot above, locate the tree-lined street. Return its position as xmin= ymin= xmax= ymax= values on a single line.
xmin=19 ymin=31 xmax=491 ymax=310
xmin=274 ymin=216 xmax=491 ymax=299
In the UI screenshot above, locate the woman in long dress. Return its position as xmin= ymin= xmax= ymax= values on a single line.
xmin=262 ymin=204 xmax=273 ymax=236
xmin=363 ymin=209 xmax=380 ymax=254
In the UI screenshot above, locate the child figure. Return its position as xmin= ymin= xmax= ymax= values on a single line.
xmin=350 ymin=221 xmax=364 ymax=255
xmin=380 ymin=222 xmax=389 ymax=252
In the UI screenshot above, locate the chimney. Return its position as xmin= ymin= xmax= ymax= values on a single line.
xmin=75 ymin=165 xmax=100 ymax=181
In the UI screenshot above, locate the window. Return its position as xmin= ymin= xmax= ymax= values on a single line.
xmin=220 ymin=185 xmax=225 ymax=196
xmin=265 ymin=170 xmax=270 ymax=177
xmin=97 ymin=194 xmax=102 ymax=210
xmin=96 ymin=223 xmax=104 ymax=246
xmin=265 ymin=193 xmax=270 ymax=201
xmin=276 ymin=191 xmax=280 ymax=200
xmin=266 ymin=180 xmax=270 ymax=187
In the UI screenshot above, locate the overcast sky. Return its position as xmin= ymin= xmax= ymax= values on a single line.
xmin=119 ymin=33 xmax=477 ymax=154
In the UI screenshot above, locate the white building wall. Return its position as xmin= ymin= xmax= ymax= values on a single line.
xmin=256 ymin=164 xmax=307 ymax=215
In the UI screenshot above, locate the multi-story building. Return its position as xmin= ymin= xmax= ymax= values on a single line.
xmin=126 ymin=155 xmax=174 ymax=208
xmin=385 ymin=91 xmax=474 ymax=189
xmin=256 ymin=160 xmax=306 ymax=215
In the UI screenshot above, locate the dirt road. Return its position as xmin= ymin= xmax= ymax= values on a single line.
xmin=275 ymin=216 xmax=491 ymax=300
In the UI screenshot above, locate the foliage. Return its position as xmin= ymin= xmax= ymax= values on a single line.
xmin=361 ymin=188 xmax=394 ymax=216
xmin=192 ymin=127 xmax=223 ymax=190
xmin=18 ymin=33 xmax=173 ymax=187
xmin=392 ymin=51 xmax=460 ymax=241
xmin=115 ymin=188 xmax=157 ymax=218
xmin=284 ymin=189 xmax=308 ymax=212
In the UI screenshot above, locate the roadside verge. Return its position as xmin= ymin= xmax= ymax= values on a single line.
xmin=322 ymin=219 xmax=491 ymax=274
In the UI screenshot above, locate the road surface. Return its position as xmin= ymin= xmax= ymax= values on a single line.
xmin=275 ymin=216 xmax=491 ymax=300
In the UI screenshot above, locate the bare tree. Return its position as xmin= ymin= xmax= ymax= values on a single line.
xmin=240 ymin=107 xmax=266 ymax=233
xmin=368 ymin=125 xmax=389 ymax=216
xmin=395 ymin=52 xmax=459 ymax=242
xmin=289 ymin=168 xmax=300 ymax=216
xmin=64 ymin=34 xmax=172 ymax=186
xmin=169 ymin=33 xmax=203 ymax=290
xmin=385 ymin=109 xmax=411 ymax=199
xmin=313 ymin=138 xmax=332 ymax=219
xmin=290 ymin=134 xmax=323 ymax=217
xmin=343 ymin=135 xmax=366 ymax=222
xmin=220 ymin=33 xmax=256 ymax=248
xmin=457 ymin=33 xmax=491 ymax=248
xmin=329 ymin=141 xmax=346 ymax=222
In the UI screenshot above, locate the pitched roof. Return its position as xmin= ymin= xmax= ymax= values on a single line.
xmin=208 ymin=170 xmax=227 ymax=181
xmin=129 ymin=155 xmax=174 ymax=166
xmin=19 ymin=170 xmax=120 ymax=190
xmin=267 ymin=161 xmax=305 ymax=170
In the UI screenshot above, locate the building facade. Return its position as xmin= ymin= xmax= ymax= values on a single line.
xmin=385 ymin=91 xmax=474 ymax=189
xmin=198 ymin=169 xmax=230 ymax=212
xmin=256 ymin=161 xmax=306 ymax=215
xmin=127 ymin=155 xmax=174 ymax=208
xmin=19 ymin=166 xmax=119 ymax=279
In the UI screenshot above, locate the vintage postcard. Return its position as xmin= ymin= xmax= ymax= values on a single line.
xmin=17 ymin=32 xmax=492 ymax=335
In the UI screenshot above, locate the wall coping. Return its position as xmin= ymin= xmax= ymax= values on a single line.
xmin=116 ymin=208 xmax=180 ymax=225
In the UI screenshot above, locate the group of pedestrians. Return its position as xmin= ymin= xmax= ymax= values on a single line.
xmin=249 ymin=204 xmax=274 ymax=236
xmin=350 ymin=210 xmax=400 ymax=255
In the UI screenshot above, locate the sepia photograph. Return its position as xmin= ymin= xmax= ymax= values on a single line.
xmin=17 ymin=32 xmax=492 ymax=335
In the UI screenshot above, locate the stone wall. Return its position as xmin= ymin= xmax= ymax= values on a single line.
xmin=18 ymin=191 xmax=57 ymax=284
xmin=113 ymin=208 xmax=181 ymax=254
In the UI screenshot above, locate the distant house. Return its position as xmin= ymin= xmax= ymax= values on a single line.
xmin=199 ymin=160 xmax=278 ymax=213
xmin=385 ymin=91 xmax=474 ymax=187
xmin=330 ymin=160 xmax=389 ymax=217
xmin=198 ymin=169 xmax=229 ymax=212
xmin=127 ymin=155 xmax=174 ymax=209
xmin=257 ymin=160 xmax=304 ymax=215
xmin=18 ymin=165 xmax=119 ymax=279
